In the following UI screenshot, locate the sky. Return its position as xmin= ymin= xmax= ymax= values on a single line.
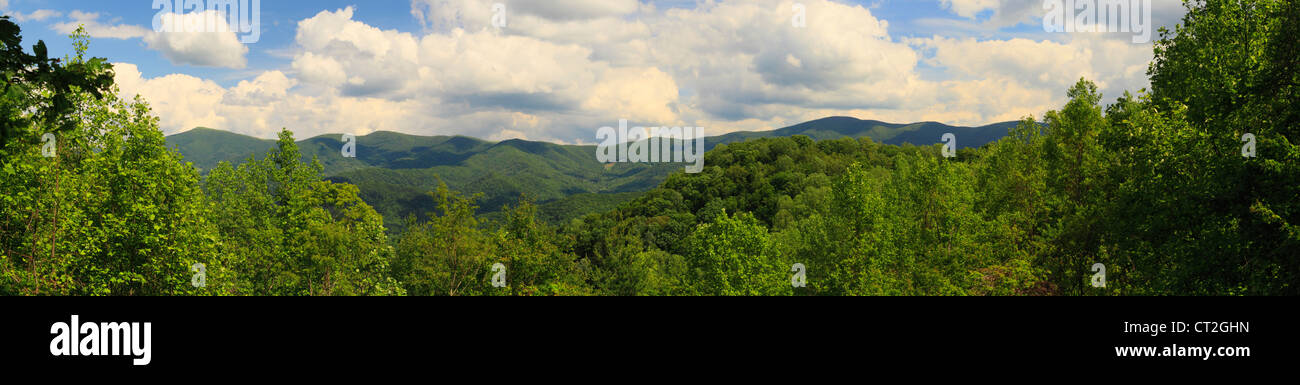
xmin=1 ymin=0 xmax=1190 ymax=143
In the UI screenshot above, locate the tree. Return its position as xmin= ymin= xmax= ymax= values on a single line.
xmin=1039 ymin=79 xmax=1109 ymax=295
xmin=0 ymin=19 xmax=114 ymax=164
xmin=392 ymin=182 xmax=496 ymax=296
xmin=1 ymin=26 xmax=218 ymax=295
xmin=973 ymin=117 xmax=1053 ymax=295
xmin=205 ymin=129 xmax=403 ymax=296
xmin=1100 ymin=0 xmax=1300 ymax=294
xmin=493 ymin=196 xmax=591 ymax=295
xmin=686 ymin=211 xmax=789 ymax=296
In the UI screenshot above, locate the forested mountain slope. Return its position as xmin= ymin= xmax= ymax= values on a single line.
xmin=166 ymin=118 xmax=1020 ymax=230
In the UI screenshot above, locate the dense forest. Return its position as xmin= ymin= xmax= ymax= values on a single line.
xmin=161 ymin=115 xmax=1020 ymax=235
xmin=0 ymin=0 xmax=1295 ymax=296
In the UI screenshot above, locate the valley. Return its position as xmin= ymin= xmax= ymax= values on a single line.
xmin=166 ymin=117 xmax=1022 ymax=232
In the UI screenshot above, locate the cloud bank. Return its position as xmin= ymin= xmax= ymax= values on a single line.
xmin=109 ymin=0 xmax=1179 ymax=142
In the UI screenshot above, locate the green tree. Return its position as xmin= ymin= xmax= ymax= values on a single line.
xmin=1040 ymin=79 xmax=1109 ymax=295
xmin=0 ymin=19 xmax=114 ymax=164
xmin=1098 ymin=0 xmax=1300 ymax=294
xmin=685 ymin=211 xmax=789 ymax=296
xmin=205 ymin=129 xmax=403 ymax=296
xmin=392 ymin=182 xmax=496 ymax=296
xmin=1 ymin=26 xmax=219 ymax=295
xmin=492 ymin=196 xmax=591 ymax=295
xmin=973 ymin=117 xmax=1053 ymax=295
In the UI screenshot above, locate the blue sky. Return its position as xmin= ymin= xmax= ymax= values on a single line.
xmin=8 ymin=0 xmax=430 ymax=84
xmin=10 ymin=0 xmax=1064 ymax=85
xmin=1 ymin=0 xmax=1188 ymax=141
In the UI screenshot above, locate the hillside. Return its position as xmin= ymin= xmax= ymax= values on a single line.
xmin=163 ymin=127 xmax=274 ymax=173
xmin=165 ymin=117 xmax=1022 ymax=231
xmin=707 ymin=117 xmax=1020 ymax=151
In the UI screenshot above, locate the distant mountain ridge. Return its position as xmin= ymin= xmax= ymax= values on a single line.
xmin=170 ymin=117 xmax=1020 ymax=172
xmin=707 ymin=117 xmax=1020 ymax=151
xmin=165 ymin=117 xmax=1025 ymax=230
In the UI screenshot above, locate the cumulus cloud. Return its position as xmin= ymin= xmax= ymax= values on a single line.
xmin=412 ymin=0 xmax=642 ymax=31
xmin=510 ymin=0 xmax=641 ymax=21
xmin=115 ymin=62 xmax=431 ymax=140
xmin=941 ymin=0 xmax=1188 ymax=30
xmin=114 ymin=63 xmax=229 ymax=133
xmin=909 ymin=34 xmax=1152 ymax=97
xmin=52 ymin=10 xmax=248 ymax=68
xmin=143 ymin=11 xmax=250 ymax=69
xmin=646 ymin=1 xmax=922 ymax=116
xmin=53 ymin=11 xmax=151 ymax=39
xmin=581 ymin=67 xmax=680 ymax=123
xmin=224 ymin=71 xmax=297 ymax=106
xmin=939 ymin=0 xmax=1043 ymax=28
xmin=111 ymin=0 xmax=1178 ymax=142
xmin=942 ymin=0 xmax=1001 ymax=18
xmin=289 ymin=7 xmax=681 ymax=129
xmin=11 ymin=9 xmax=63 ymax=22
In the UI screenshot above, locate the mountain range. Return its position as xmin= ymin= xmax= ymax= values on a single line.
xmin=165 ymin=117 xmax=1022 ymax=231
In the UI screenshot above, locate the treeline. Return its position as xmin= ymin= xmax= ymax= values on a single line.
xmin=1 ymin=1 xmax=1296 ymax=296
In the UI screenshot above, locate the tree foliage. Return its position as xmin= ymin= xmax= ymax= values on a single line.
xmin=2 ymin=1 xmax=1295 ymax=296
xmin=1 ymin=25 xmax=212 ymax=295
xmin=205 ymin=130 xmax=403 ymax=296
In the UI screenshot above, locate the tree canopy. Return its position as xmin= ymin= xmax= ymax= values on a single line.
xmin=2 ymin=1 xmax=1295 ymax=296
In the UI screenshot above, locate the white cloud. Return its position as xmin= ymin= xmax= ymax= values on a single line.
xmin=942 ymin=0 xmax=1001 ymax=18
xmin=115 ymin=62 xmax=432 ymax=139
xmin=11 ymin=9 xmax=63 ymax=22
xmin=939 ymin=0 xmax=1058 ymax=28
xmin=412 ymin=0 xmax=641 ymax=31
xmin=941 ymin=0 xmax=1187 ymax=30
xmin=291 ymin=52 xmax=348 ymax=88
xmin=649 ymin=1 xmax=921 ymax=113
xmin=109 ymin=0 xmax=1173 ymax=142
xmin=581 ymin=67 xmax=680 ymax=123
xmin=293 ymin=7 xmax=422 ymax=97
xmin=225 ymin=71 xmax=297 ymax=106
xmin=53 ymin=11 xmax=151 ymax=39
xmin=52 ymin=10 xmax=247 ymax=68
xmin=142 ymin=11 xmax=250 ymax=69
xmin=290 ymin=6 xmax=681 ymax=125
xmin=909 ymin=34 xmax=1153 ymax=102
xmin=114 ymin=63 xmax=228 ymax=133
xmin=510 ymin=0 xmax=640 ymax=21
